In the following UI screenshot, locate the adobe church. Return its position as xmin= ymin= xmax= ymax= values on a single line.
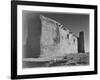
xmin=40 ymin=15 xmax=85 ymax=59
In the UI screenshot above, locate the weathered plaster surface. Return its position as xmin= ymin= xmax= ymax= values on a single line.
xmin=40 ymin=15 xmax=78 ymax=59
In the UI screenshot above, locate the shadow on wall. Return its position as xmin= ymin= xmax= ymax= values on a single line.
xmin=23 ymin=13 xmax=41 ymax=58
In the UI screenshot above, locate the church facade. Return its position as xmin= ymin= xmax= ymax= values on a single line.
xmin=40 ymin=15 xmax=84 ymax=60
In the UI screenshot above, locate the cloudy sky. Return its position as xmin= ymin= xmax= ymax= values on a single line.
xmin=22 ymin=10 xmax=89 ymax=58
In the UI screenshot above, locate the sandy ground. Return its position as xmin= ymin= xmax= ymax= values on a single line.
xmin=23 ymin=52 xmax=89 ymax=68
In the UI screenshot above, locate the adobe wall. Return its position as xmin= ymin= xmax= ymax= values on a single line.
xmin=40 ymin=15 xmax=78 ymax=59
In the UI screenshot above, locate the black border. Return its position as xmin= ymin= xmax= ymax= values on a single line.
xmin=11 ymin=1 xmax=98 ymax=79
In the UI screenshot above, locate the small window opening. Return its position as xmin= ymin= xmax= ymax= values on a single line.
xmin=67 ymin=34 xmax=69 ymax=39
xmin=73 ymin=38 xmax=75 ymax=43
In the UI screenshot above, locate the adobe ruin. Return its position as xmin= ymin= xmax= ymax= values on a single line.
xmin=40 ymin=15 xmax=85 ymax=59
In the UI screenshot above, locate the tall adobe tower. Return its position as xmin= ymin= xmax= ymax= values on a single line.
xmin=78 ymin=31 xmax=85 ymax=53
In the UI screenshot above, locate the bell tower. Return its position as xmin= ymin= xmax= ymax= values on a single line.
xmin=78 ymin=31 xmax=85 ymax=53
